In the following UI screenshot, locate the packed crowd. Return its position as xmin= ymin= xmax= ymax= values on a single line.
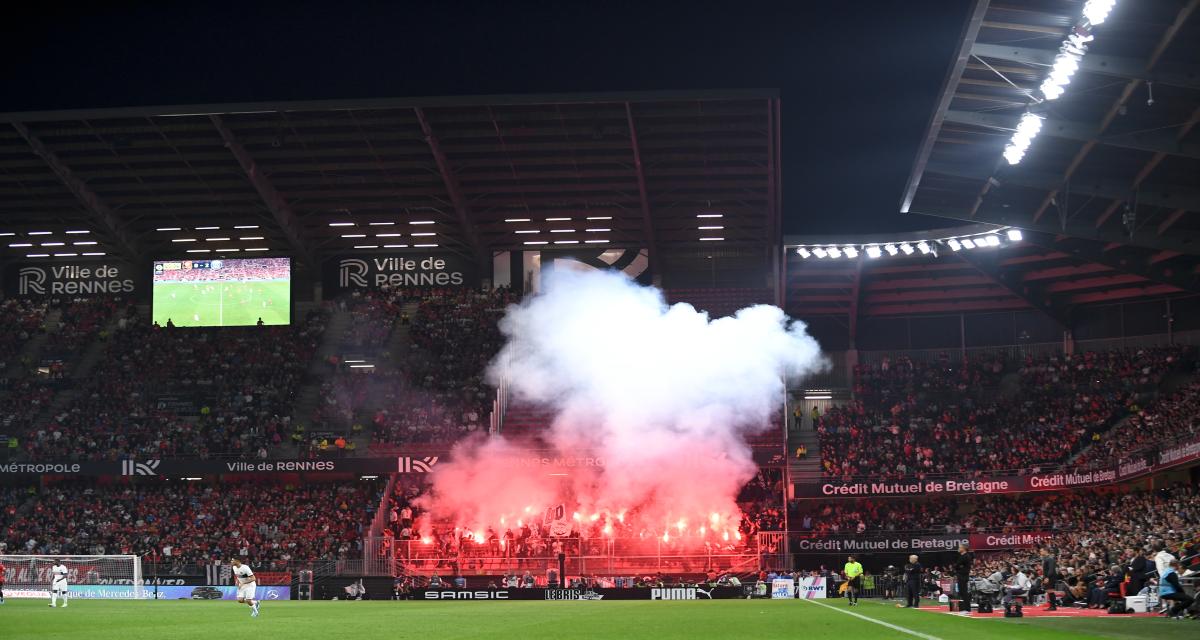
xmin=0 ymin=299 xmax=47 ymax=378
xmin=818 ymin=347 xmax=1194 ymax=478
xmin=45 ymin=297 xmax=123 ymax=358
xmin=1077 ymin=381 xmax=1200 ymax=468
xmin=336 ymin=289 xmax=406 ymax=350
xmin=0 ymin=479 xmax=381 ymax=569
xmin=152 ymin=257 xmax=290 ymax=283
xmin=21 ymin=307 xmax=326 ymax=460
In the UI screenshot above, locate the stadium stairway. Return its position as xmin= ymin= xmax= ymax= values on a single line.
xmin=786 ymin=426 xmax=822 ymax=483
xmin=3 ymin=308 xmax=60 ymax=385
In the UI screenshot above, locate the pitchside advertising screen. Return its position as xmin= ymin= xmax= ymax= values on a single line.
xmin=5 ymin=585 xmax=290 ymax=600
xmin=152 ymin=257 xmax=291 ymax=327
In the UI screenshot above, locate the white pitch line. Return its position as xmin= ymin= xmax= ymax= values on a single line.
xmin=798 ymin=599 xmax=945 ymax=640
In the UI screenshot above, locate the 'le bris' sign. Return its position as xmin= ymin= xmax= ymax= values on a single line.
xmin=323 ymin=254 xmax=475 ymax=294
xmin=3 ymin=262 xmax=138 ymax=298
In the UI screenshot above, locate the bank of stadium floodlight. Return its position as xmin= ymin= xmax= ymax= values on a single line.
xmin=797 ymin=247 xmax=811 ymax=258
xmin=1004 ymin=113 xmax=1043 ymax=165
xmin=1083 ymin=0 xmax=1116 ymax=26
xmin=884 ymin=244 xmax=898 ymax=256
xmin=984 ymin=234 xmax=1001 ymax=247
xmin=916 ymin=241 xmax=931 ymax=255
xmin=843 ymin=246 xmax=859 ymax=259
xmin=866 ymin=245 xmax=882 ymax=259
xmin=960 ymin=238 xmax=976 ymax=249
xmin=812 ymin=247 xmax=827 ymax=258
xmin=1007 ymin=229 xmax=1023 ymax=242
xmin=899 ymin=243 xmax=914 ymax=255
xmin=826 ymin=246 xmax=842 ymax=259
xmin=947 ymin=238 xmax=962 ymax=251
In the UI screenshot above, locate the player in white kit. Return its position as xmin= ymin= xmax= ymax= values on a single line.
xmin=49 ymin=560 xmax=69 ymax=608
xmin=231 ymin=558 xmax=260 ymax=617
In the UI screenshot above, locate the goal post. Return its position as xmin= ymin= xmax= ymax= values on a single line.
xmin=0 ymin=554 xmax=144 ymax=599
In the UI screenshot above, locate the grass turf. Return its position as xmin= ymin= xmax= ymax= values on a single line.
xmin=152 ymin=280 xmax=290 ymax=327
xmin=2 ymin=598 xmax=1195 ymax=640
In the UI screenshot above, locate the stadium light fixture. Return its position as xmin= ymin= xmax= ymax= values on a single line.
xmin=554 ymin=240 xmax=579 ymax=245
xmin=341 ymin=234 xmax=367 ymax=238
xmin=549 ymin=229 xmax=575 ymax=233
xmin=82 ymin=252 xmax=105 ymax=256
xmin=239 ymin=236 xmax=265 ymax=241
xmin=354 ymin=245 xmax=379 ymax=249
xmin=797 ymin=247 xmax=811 ymax=258
xmin=368 ymin=222 xmax=395 ymax=226
xmin=328 ymin=222 xmax=355 ymax=227
xmin=376 ymin=233 xmax=404 ymax=237
xmin=41 ymin=242 xmax=64 ymax=246
xmin=0 ymin=232 xmax=13 ymax=237
xmin=1007 ymin=229 xmax=1023 ymax=242
xmin=917 ymin=241 xmax=931 ymax=255
xmin=866 ymin=245 xmax=882 ymax=259
xmin=514 ymin=230 xmax=540 ymax=234
xmin=383 ymin=244 xmax=409 ymax=248
xmin=1083 ymin=0 xmax=1116 ymax=25
xmin=26 ymin=253 xmax=49 ymax=257
xmin=960 ymin=238 xmax=976 ymax=249
xmin=156 ymin=227 xmax=182 ymax=231
xmin=244 ymin=247 xmax=269 ymax=252
xmin=205 ymin=237 xmax=231 ymax=242
xmin=234 ymin=225 xmax=259 ymax=229
xmin=812 ymin=247 xmax=827 ymax=259
xmin=697 ymin=213 xmax=723 ymax=218
xmin=899 ymin=243 xmax=914 ymax=255
xmin=186 ymin=249 xmax=210 ymax=253
xmin=884 ymin=244 xmax=898 ymax=256
xmin=985 ymin=234 xmax=1001 ymax=247
xmin=585 ymin=228 xmax=611 ymax=232
xmin=584 ymin=239 xmax=609 ymax=244
xmin=28 ymin=231 xmax=52 ymax=235
xmin=947 ymin=238 xmax=962 ymax=251
xmin=546 ymin=217 xmax=572 ymax=222
xmin=65 ymin=230 xmax=90 ymax=234
xmin=172 ymin=238 xmax=197 ymax=243
xmin=504 ymin=218 xmax=531 ymax=223
xmin=409 ymin=220 xmax=436 ymax=225
xmin=413 ymin=243 xmax=438 ymax=248
xmin=215 ymin=248 xmax=240 ymax=253
xmin=411 ymin=232 xmax=436 ymax=237
xmin=53 ymin=253 xmax=78 ymax=257
xmin=195 ymin=226 xmax=220 ymax=230
xmin=1004 ymin=113 xmax=1043 ymax=165
xmin=9 ymin=243 xmax=32 ymax=247
xmin=699 ymin=237 xmax=724 ymax=241
xmin=843 ymin=246 xmax=859 ymax=259
xmin=827 ymin=246 xmax=842 ymax=259
xmin=182 ymin=477 xmax=203 ymax=481
xmin=523 ymin=241 xmax=549 ymax=245
xmin=586 ymin=216 xmax=613 ymax=220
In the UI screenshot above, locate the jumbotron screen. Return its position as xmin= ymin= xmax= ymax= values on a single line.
xmin=152 ymin=257 xmax=291 ymax=327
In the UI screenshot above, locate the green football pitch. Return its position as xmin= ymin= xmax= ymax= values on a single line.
xmin=152 ymin=280 xmax=290 ymax=327
xmin=2 ymin=598 xmax=1194 ymax=640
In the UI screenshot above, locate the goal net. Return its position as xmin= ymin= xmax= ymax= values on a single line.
xmin=0 ymin=555 xmax=144 ymax=599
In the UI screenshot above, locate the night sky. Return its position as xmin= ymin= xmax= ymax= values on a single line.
xmin=1 ymin=0 xmax=969 ymax=235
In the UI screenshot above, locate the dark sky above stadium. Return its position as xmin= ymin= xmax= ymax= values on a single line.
xmin=0 ymin=0 xmax=968 ymax=236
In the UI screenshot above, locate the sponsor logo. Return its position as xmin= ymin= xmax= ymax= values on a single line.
xmin=18 ymin=267 xmax=46 ymax=295
xmin=398 ymin=456 xmax=439 ymax=473
xmin=423 ymin=590 xmax=509 ymax=600
xmin=0 ymin=462 xmax=82 ymax=474
xmin=544 ymin=589 xmax=604 ymax=601
xmin=121 ymin=460 xmax=161 ymax=476
xmin=650 ymin=588 xmax=711 ymax=600
xmin=339 ymin=259 xmax=369 ymax=288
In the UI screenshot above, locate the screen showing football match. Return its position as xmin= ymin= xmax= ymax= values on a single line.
xmin=152 ymin=257 xmax=291 ymax=327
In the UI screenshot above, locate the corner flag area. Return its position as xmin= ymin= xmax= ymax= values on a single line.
xmin=151 ymin=280 xmax=290 ymax=327
xmin=3 ymin=599 xmax=1194 ymax=640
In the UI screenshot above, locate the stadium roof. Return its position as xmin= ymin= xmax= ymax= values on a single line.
xmin=0 ymin=90 xmax=781 ymax=271
xmin=786 ymin=0 xmax=1198 ymax=333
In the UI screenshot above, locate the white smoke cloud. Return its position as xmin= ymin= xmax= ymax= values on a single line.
xmin=419 ymin=268 xmax=826 ymax=541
